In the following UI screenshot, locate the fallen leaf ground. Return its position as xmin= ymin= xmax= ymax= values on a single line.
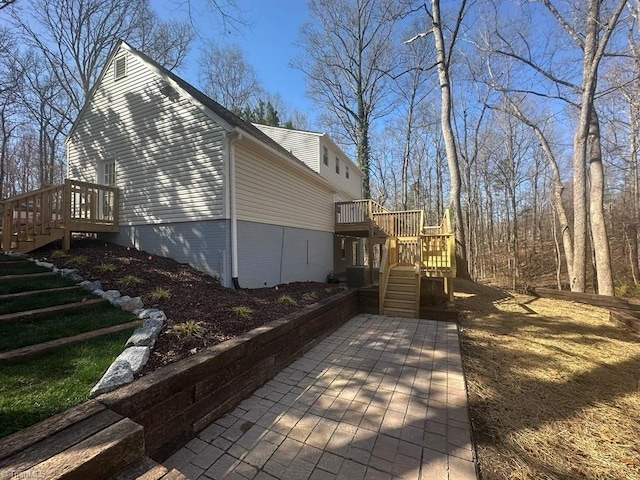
xmin=456 ymin=279 xmax=640 ymax=480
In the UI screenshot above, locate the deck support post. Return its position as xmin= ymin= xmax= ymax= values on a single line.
xmin=2 ymin=206 xmax=12 ymax=251
xmin=367 ymin=237 xmax=374 ymax=286
xmin=444 ymin=277 xmax=454 ymax=304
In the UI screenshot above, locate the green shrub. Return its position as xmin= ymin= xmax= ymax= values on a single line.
xmin=66 ymin=255 xmax=88 ymax=267
xmin=95 ymin=263 xmax=117 ymax=273
xmin=118 ymin=275 xmax=144 ymax=287
xmin=149 ymin=287 xmax=172 ymax=301
xmin=172 ymin=321 xmax=205 ymax=339
xmin=232 ymin=305 xmax=254 ymax=320
xmin=278 ymin=294 xmax=297 ymax=306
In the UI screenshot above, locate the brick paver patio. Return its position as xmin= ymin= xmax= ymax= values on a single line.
xmin=164 ymin=314 xmax=477 ymax=480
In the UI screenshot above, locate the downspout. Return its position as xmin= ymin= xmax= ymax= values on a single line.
xmin=228 ymin=131 xmax=241 ymax=289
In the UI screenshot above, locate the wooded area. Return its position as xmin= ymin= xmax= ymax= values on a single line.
xmin=1 ymin=0 xmax=639 ymax=294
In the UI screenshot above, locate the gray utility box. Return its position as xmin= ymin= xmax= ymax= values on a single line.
xmin=346 ymin=265 xmax=370 ymax=287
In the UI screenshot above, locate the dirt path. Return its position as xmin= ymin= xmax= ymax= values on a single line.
xmin=456 ymin=279 xmax=640 ymax=480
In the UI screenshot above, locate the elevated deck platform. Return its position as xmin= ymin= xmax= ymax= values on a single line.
xmin=1 ymin=180 xmax=119 ymax=253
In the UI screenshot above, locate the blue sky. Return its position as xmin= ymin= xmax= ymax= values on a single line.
xmin=151 ymin=0 xmax=315 ymax=121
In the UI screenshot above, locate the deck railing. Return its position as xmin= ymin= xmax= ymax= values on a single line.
xmin=1 ymin=179 xmax=119 ymax=251
xmin=372 ymin=210 xmax=423 ymax=237
xmin=335 ymin=199 xmax=389 ymax=227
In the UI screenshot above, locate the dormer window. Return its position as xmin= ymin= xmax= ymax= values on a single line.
xmin=323 ymin=146 xmax=328 ymax=166
xmin=114 ymin=56 xmax=127 ymax=81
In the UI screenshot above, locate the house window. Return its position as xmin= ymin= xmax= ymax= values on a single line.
xmin=323 ymin=146 xmax=328 ymax=166
xmin=341 ymin=238 xmax=346 ymax=260
xmin=114 ymin=56 xmax=127 ymax=81
xmin=346 ymin=166 xmax=349 ymax=179
xmin=335 ymin=157 xmax=340 ymax=175
xmin=103 ymin=160 xmax=116 ymax=186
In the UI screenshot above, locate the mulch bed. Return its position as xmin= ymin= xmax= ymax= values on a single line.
xmin=37 ymin=238 xmax=347 ymax=373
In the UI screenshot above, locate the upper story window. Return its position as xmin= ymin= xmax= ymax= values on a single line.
xmin=114 ymin=56 xmax=127 ymax=81
xmin=103 ymin=160 xmax=116 ymax=186
xmin=323 ymin=146 xmax=328 ymax=166
xmin=335 ymin=157 xmax=340 ymax=175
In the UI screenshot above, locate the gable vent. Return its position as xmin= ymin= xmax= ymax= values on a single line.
xmin=114 ymin=56 xmax=127 ymax=81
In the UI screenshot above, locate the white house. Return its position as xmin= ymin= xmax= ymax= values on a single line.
xmin=65 ymin=40 xmax=361 ymax=288
xmin=254 ymin=124 xmax=362 ymax=201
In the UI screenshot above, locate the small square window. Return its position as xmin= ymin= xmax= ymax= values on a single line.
xmin=346 ymin=166 xmax=349 ymax=179
xmin=335 ymin=157 xmax=340 ymax=175
xmin=114 ymin=56 xmax=127 ymax=81
xmin=323 ymin=146 xmax=328 ymax=166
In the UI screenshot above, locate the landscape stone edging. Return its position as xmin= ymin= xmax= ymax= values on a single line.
xmin=4 ymin=251 xmax=161 ymax=396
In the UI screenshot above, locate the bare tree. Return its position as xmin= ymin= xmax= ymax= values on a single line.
xmin=198 ymin=42 xmax=262 ymax=113
xmin=12 ymin=0 xmax=193 ymax=115
xmin=407 ymin=0 xmax=472 ymax=262
xmin=542 ymin=0 xmax=624 ymax=295
xmin=295 ymin=0 xmax=400 ymax=199
xmin=0 ymin=0 xmax=17 ymax=11
xmin=0 ymin=27 xmax=22 ymax=198
xmin=132 ymin=5 xmax=195 ymax=72
xmin=11 ymin=0 xmax=148 ymax=112
xmin=482 ymin=0 xmax=625 ymax=294
xmin=394 ymin=22 xmax=436 ymax=210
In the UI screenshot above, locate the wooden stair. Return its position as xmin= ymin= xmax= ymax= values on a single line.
xmin=5 ymin=227 xmax=65 ymax=254
xmin=382 ymin=266 xmax=419 ymax=318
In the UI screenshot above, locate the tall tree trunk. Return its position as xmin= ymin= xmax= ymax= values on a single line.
xmin=432 ymin=0 xmax=466 ymax=260
xmin=588 ymin=110 xmax=614 ymax=295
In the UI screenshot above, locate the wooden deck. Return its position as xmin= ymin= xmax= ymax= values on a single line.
xmin=336 ymin=200 xmax=457 ymax=316
xmin=0 ymin=180 xmax=119 ymax=253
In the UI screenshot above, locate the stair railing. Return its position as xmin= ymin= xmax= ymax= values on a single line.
xmin=1 ymin=184 xmax=66 ymax=251
xmin=420 ymin=209 xmax=456 ymax=277
xmin=378 ymin=237 xmax=397 ymax=314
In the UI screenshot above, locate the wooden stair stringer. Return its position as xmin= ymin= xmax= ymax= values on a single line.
xmin=8 ymin=227 xmax=65 ymax=254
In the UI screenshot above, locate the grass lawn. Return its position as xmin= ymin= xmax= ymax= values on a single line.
xmin=0 ymin=288 xmax=98 ymax=315
xmin=0 ymin=330 xmax=133 ymax=438
xmin=457 ymin=279 xmax=640 ymax=480
xmin=0 ymin=275 xmax=75 ymax=295
xmin=0 ymin=263 xmax=52 ymax=275
xmin=0 ymin=306 xmax=136 ymax=352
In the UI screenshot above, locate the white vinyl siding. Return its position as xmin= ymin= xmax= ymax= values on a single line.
xmin=254 ymin=124 xmax=320 ymax=171
xmin=67 ymin=47 xmax=226 ymax=225
xmin=255 ymin=124 xmax=362 ymax=200
xmin=235 ymin=142 xmax=335 ymax=232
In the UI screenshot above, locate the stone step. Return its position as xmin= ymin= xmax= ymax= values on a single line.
xmin=0 ymin=298 xmax=109 ymax=323
xmin=0 ymin=320 xmax=142 ymax=364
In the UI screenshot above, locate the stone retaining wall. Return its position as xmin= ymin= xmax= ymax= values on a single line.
xmin=96 ymin=289 xmax=359 ymax=460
